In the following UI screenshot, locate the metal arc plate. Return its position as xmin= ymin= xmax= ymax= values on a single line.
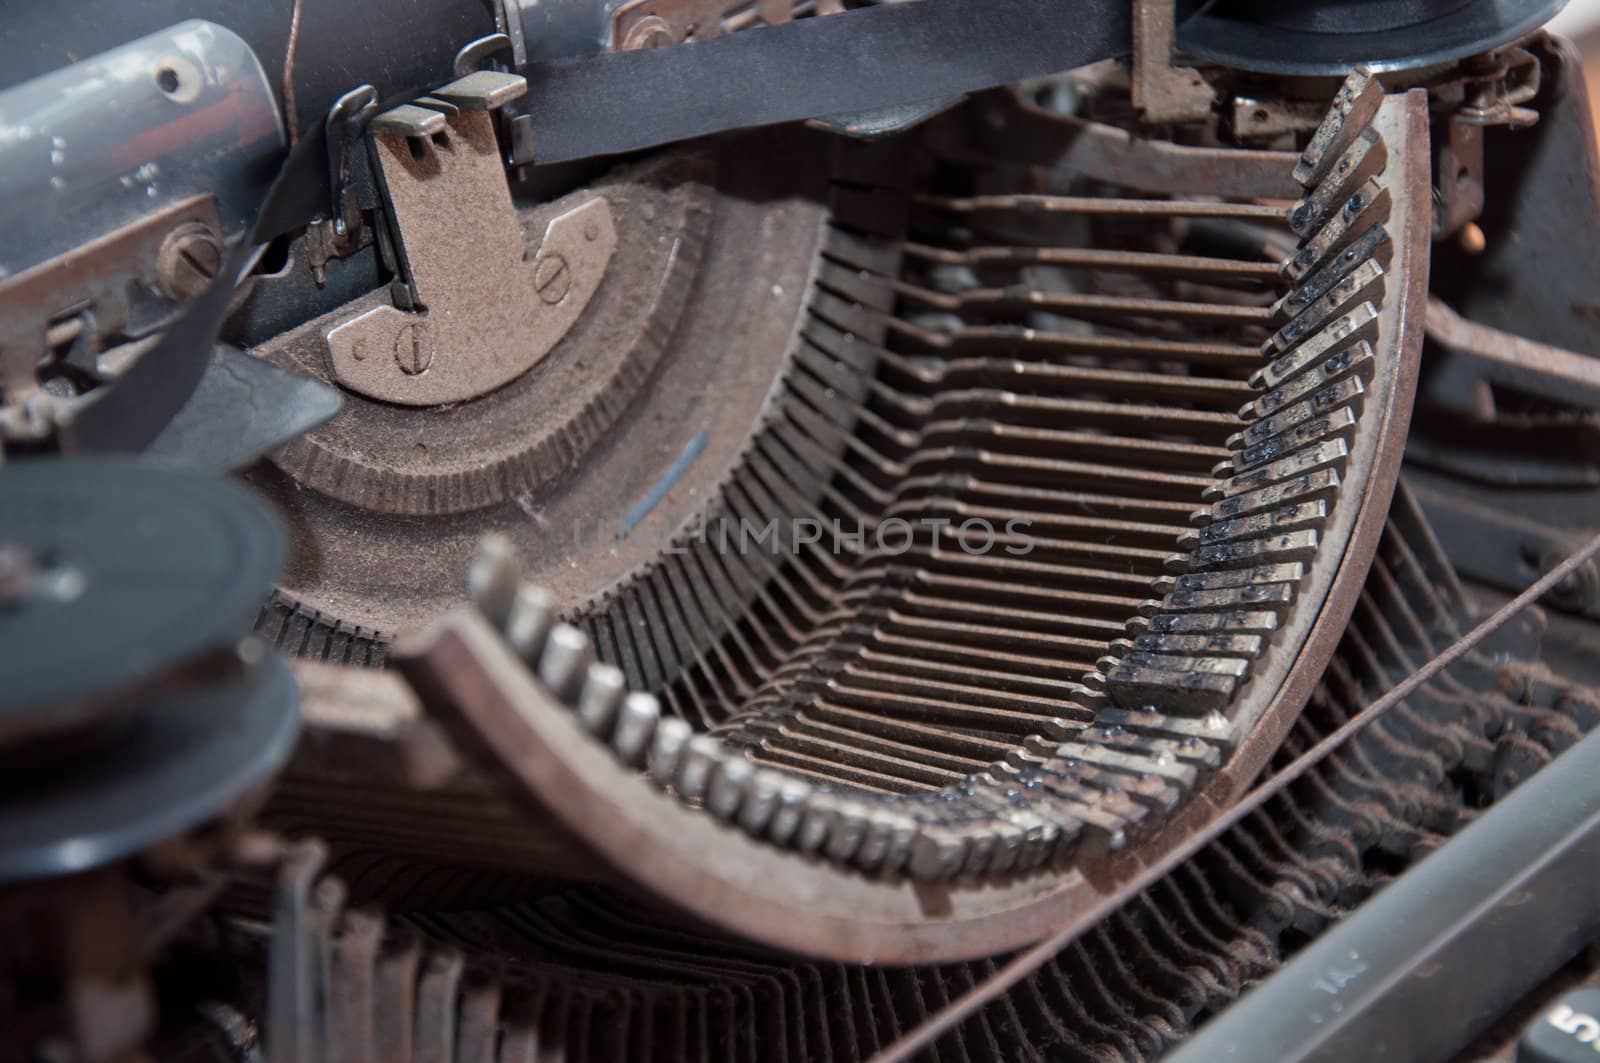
xmin=395 ymin=91 xmax=1431 ymax=965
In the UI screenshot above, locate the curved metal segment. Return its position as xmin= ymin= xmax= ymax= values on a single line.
xmin=392 ymin=89 xmax=1432 ymax=964
xmin=401 ymin=608 xmax=1096 ymax=963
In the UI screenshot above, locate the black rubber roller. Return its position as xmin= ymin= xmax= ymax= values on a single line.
xmin=0 ymin=456 xmax=285 ymax=739
xmin=0 ymin=650 xmax=300 ymax=883
xmin=1178 ymin=0 xmax=1568 ymax=75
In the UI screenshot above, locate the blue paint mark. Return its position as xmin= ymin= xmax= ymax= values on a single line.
xmin=618 ymin=428 xmax=707 ymax=539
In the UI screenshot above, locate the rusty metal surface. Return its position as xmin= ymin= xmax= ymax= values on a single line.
xmin=18 ymin=43 xmax=1600 ymax=1063
xmin=940 ymin=88 xmax=1302 ymax=201
xmin=1130 ymin=0 xmax=1215 ymax=125
xmin=362 ymin=87 xmax=1436 ymax=964
xmin=288 ymin=658 xmax=463 ymax=790
xmin=268 ymin=660 xmax=616 ymax=907
xmin=1428 ymin=47 xmax=1541 ymax=240
xmin=24 ymin=480 xmax=1592 ymax=1062
xmin=118 ymin=487 xmax=1600 ymax=1061
xmin=0 ymin=195 xmax=222 ymax=433
xmin=1185 ymin=89 xmax=1431 ymax=795
xmin=1426 ymin=295 xmax=1600 ymax=406
xmin=1408 ymin=467 xmax=1600 ymax=621
xmin=14 ymin=7 xmax=1600 ymax=1062
xmin=878 ymin=509 xmax=1600 ymax=1062
xmin=1432 ymin=35 xmax=1600 ymax=357
xmin=0 ymin=870 xmax=155 ymax=1061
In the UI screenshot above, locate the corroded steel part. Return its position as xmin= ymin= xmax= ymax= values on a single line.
xmin=383 ymin=83 xmax=1430 ymax=964
xmin=234 ymin=482 xmax=1600 ymax=1060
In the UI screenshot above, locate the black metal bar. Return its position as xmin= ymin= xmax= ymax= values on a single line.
xmin=1169 ymin=724 xmax=1600 ymax=1062
xmin=516 ymin=0 xmax=1133 ymax=165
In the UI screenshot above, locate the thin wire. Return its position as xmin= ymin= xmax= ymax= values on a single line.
xmin=871 ymin=528 xmax=1600 ymax=1063
xmin=281 ymin=0 xmax=304 ymax=147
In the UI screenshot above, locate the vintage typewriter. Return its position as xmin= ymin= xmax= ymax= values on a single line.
xmin=4 ymin=1 xmax=1600 ymax=1059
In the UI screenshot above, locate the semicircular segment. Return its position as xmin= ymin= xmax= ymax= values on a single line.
xmin=395 ymin=74 xmax=1431 ymax=963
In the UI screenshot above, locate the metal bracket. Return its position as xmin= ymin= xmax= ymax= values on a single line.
xmin=324 ymin=72 xmax=617 ymax=407
xmin=0 ymin=196 xmax=222 ymax=406
xmin=325 ymin=85 xmax=380 ymax=241
xmin=1131 ymin=0 xmax=1215 ymax=125
xmin=609 ymin=0 xmax=846 ymax=50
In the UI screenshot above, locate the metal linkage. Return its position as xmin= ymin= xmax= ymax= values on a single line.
xmin=610 ymin=0 xmax=848 ymax=51
xmin=426 ymin=74 xmax=1427 ymax=888
xmin=254 ymin=837 xmax=538 ymax=1063
xmin=242 ymin=489 xmax=1600 ymax=1061
xmin=1093 ymin=72 xmax=1406 ymax=728
xmin=876 ymin=500 xmax=1600 ymax=1063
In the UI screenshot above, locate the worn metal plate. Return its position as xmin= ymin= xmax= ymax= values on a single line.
xmin=325 ymin=111 xmax=616 ymax=406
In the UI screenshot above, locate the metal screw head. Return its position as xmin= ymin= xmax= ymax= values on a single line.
xmin=533 ymin=254 xmax=571 ymax=304
xmin=393 ymin=322 xmax=434 ymax=375
xmin=155 ymin=223 xmax=223 ymax=301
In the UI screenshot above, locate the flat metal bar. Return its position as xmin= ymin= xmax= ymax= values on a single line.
xmin=517 ymin=0 xmax=1131 ymax=165
xmin=901 ymin=243 xmax=1284 ymax=281
xmin=915 ymin=194 xmax=1288 ymax=219
xmin=1426 ymin=296 xmax=1600 ymax=408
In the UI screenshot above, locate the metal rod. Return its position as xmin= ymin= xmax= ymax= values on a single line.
xmin=914 ymin=193 xmax=1289 ymax=220
xmin=1426 ymin=296 xmax=1600 ymax=405
xmin=870 ymin=527 xmax=1600 ymax=1063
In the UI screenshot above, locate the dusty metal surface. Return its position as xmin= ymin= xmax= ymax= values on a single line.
xmin=1432 ymin=35 xmax=1600 ymax=357
xmin=360 ymin=85 xmax=1436 ymax=965
xmin=250 ymin=129 xmax=833 ymax=655
xmin=879 ymin=502 xmax=1600 ymax=1061
xmin=1131 ymin=0 xmax=1215 ymax=125
xmin=11 ymin=7 xmax=1600 ymax=1062
xmin=300 ymin=480 xmax=1574 ymax=1005
xmin=1426 ymin=295 xmax=1600 ymax=405
xmin=16 ymin=474 xmax=1586 ymax=1062
xmin=941 ymin=88 xmax=1302 ymax=200
xmin=324 ymin=86 xmax=617 ymax=407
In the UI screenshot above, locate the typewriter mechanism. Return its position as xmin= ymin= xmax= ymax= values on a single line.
xmin=5 ymin=2 xmax=1600 ymax=1060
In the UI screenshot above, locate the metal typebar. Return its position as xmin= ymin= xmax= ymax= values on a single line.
xmin=1426 ymin=296 xmax=1600 ymax=408
xmin=870 ymin=529 xmax=1600 ymax=1061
